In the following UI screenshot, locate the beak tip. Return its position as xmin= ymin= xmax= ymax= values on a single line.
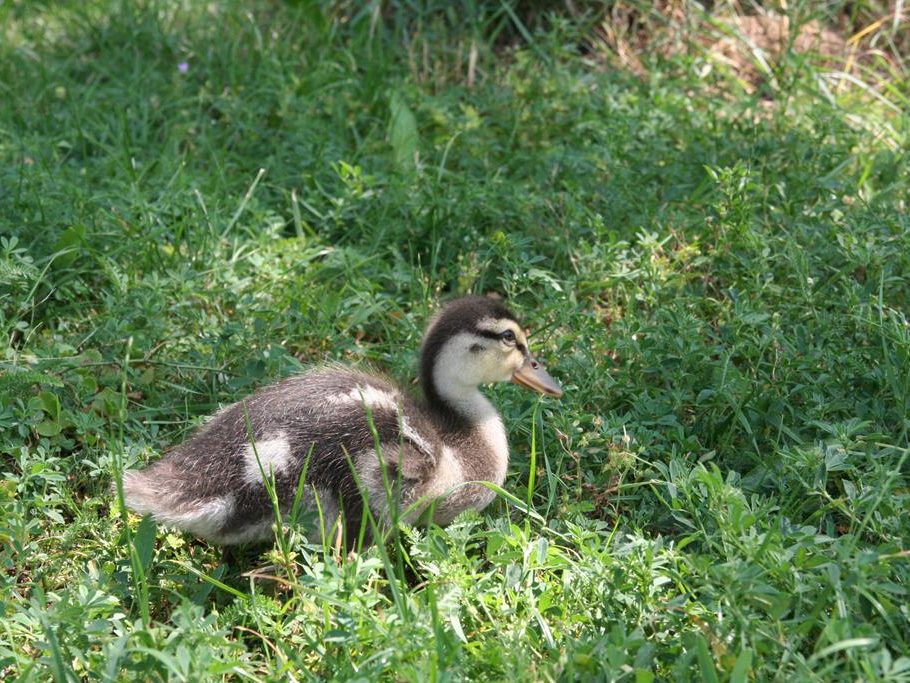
xmin=511 ymin=362 xmax=563 ymax=398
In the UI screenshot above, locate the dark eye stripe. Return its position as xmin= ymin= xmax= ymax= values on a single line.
xmin=475 ymin=329 xmax=520 ymax=343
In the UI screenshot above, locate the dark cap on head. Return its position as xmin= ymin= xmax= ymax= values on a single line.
xmin=423 ymin=296 xmax=518 ymax=340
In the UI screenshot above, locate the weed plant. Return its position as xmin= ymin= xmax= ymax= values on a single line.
xmin=1 ymin=1 xmax=908 ymax=680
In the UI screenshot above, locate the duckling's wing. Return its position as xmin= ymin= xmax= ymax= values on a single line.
xmin=121 ymin=368 xmax=440 ymax=544
xmin=277 ymin=369 xmax=440 ymax=481
xmin=246 ymin=369 xmax=443 ymax=528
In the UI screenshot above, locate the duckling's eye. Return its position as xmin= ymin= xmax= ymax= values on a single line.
xmin=500 ymin=330 xmax=516 ymax=344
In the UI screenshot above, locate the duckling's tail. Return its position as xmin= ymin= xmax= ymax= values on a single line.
xmin=119 ymin=464 xmax=233 ymax=541
xmin=119 ymin=463 xmax=173 ymax=517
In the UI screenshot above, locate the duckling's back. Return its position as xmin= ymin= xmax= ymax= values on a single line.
xmin=122 ymin=368 xmax=440 ymax=546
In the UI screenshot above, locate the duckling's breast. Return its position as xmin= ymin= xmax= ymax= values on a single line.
xmin=416 ymin=404 xmax=509 ymax=525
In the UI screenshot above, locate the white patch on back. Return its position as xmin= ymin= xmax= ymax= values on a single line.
xmin=243 ymin=433 xmax=292 ymax=484
xmin=325 ymin=385 xmax=400 ymax=412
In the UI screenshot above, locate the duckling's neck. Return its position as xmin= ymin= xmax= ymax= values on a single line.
xmin=429 ymin=380 xmax=495 ymax=424
xmin=422 ymin=374 xmax=510 ymax=486
xmin=421 ymin=358 xmax=483 ymax=426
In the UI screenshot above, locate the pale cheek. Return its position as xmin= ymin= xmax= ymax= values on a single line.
xmin=469 ymin=352 xmax=500 ymax=384
xmin=479 ymin=354 xmax=510 ymax=383
xmin=498 ymin=353 xmax=523 ymax=381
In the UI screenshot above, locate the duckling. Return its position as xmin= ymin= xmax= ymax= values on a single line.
xmin=121 ymin=296 xmax=562 ymax=548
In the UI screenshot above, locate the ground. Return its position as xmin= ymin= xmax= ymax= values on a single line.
xmin=1 ymin=1 xmax=909 ymax=680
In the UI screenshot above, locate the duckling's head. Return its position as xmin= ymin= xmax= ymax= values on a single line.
xmin=420 ymin=296 xmax=562 ymax=414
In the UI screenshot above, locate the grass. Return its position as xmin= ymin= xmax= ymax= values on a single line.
xmin=1 ymin=0 xmax=909 ymax=680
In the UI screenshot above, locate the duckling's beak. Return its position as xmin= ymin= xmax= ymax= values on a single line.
xmin=512 ymin=357 xmax=563 ymax=398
